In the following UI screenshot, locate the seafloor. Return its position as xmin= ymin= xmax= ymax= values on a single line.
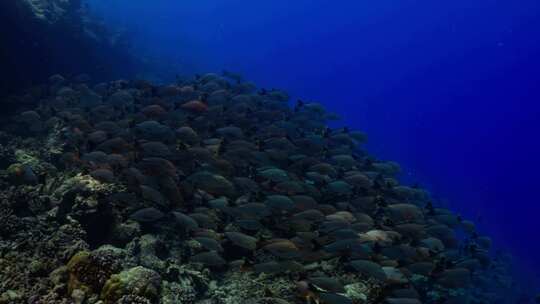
xmin=0 ymin=74 xmax=514 ymax=304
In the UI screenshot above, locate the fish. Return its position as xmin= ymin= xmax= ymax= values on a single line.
xmin=129 ymin=207 xmax=165 ymax=223
xmin=191 ymin=251 xmax=226 ymax=267
xmin=0 ymin=72 xmax=508 ymax=304
xmin=225 ymin=232 xmax=258 ymax=251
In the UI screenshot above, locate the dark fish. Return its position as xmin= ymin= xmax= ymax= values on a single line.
xmin=235 ymin=219 xmax=262 ymax=231
xmin=391 ymin=288 xmax=420 ymax=299
xmin=135 ymin=120 xmax=175 ymax=142
xmin=138 ymin=157 xmax=177 ymax=177
xmin=349 ymin=260 xmax=387 ymax=281
xmin=253 ymin=261 xmax=304 ymax=274
xmin=435 ymin=268 xmax=471 ymax=289
xmin=384 ymin=299 xmax=422 ymax=304
xmin=187 ymin=171 xmax=235 ymax=197
xmin=227 ymin=203 xmax=271 ymax=219
xmin=317 ymin=293 xmax=352 ymax=304
xmin=329 ymin=229 xmax=359 ymax=240
xmin=290 ymin=195 xmax=319 ymax=211
xmin=141 ymin=104 xmax=166 ymax=118
xmin=82 ymin=151 xmax=109 ymax=165
xmin=407 ymin=262 xmax=435 ymax=276
xmin=129 ymin=207 xmax=165 ymax=223
xmin=208 ymin=197 xmax=229 ymax=210
xmin=171 ymin=212 xmax=199 ymax=231
xmin=96 ymin=137 xmax=131 ymax=154
xmin=90 ymin=168 xmax=115 ymax=183
xmin=265 ymin=195 xmax=295 ymax=211
xmin=308 ymin=277 xmax=345 ymax=293
xmin=225 ymin=232 xmax=258 ymax=251
xmin=190 ymin=212 xmax=216 ymax=229
xmin=181 ymin=100 xmax=208 ymax=113
xmin=193 ymin=229 xmax=220 ymax=240
xmin=88 ymin=130 xmax=108 ymax=145
xmin=263 ymin=240 xmax=300 ymax=259
xmin=140 ymin=141 xmax=171 ymax=158
xmin=292 ymin=209 xmax=325 ymax=222
xmin=140 ymin=185 xmax=169 ymax=208
xmin=278 ymin=260 xmax=305 ymax=273
xmin=319 ymin=220 xmax=350 ymax=234
xmin=194 ymin=237 xmax=224 ymax=252
xmin=317 ymin=204 xmax=338 ymax=215
xmin=324 ymin=238 xmax=367 ymax=255
xmin=191 ymin=251 xmax=226 ymax=266
xmin=253 ymin=261 xmax=283 ymax=274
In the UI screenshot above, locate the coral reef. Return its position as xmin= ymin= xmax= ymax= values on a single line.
xmin=0 ymin=73 xmax=520 ymax=303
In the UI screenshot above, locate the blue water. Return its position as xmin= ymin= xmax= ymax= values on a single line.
xmin=88 ymin=0 xmax=540 ymax=287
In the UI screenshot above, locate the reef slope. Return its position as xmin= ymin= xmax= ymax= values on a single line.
xmin=0 ymin=74 xmax=514 ymax=304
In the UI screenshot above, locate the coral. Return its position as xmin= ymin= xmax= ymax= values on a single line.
xmin=66 ymin=250 xmax=122 ymax=295
xmin=137 ymin=234 xmax=168 ymax=272
xmin=110 ymin=221 xmax=141 ymax=247
xmin=208 ymin=271 xmax=296 ymax=304
xmin=101 ymin=266 xmax=162 ymax=303
xmin=18 ymin=0 xmax=75 ymax=23
xmin=6 ymin=163 xmax=38 ymax=185
xmin=160 ymin=281 xmax=197 ymax=304
xmin=117 ymin=295 xmax=153 ymax=304
xmin=0 ymin=212 xmax=88 ymax=303
xmin=0 ymin=290 xmax=23 ymax=304
xmin=14 ymin=149 xmax=41 ymax=167
xmin=0 ymin=204 xmax=18 ymax=237
xmin=344 ymin=282 xmax=369 ymax=303
xmin=53 ymin=173 xmax=121 ymax=199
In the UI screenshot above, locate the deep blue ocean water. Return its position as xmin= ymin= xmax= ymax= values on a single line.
xmin=87 ymin=0 xmax=540 ymax=289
